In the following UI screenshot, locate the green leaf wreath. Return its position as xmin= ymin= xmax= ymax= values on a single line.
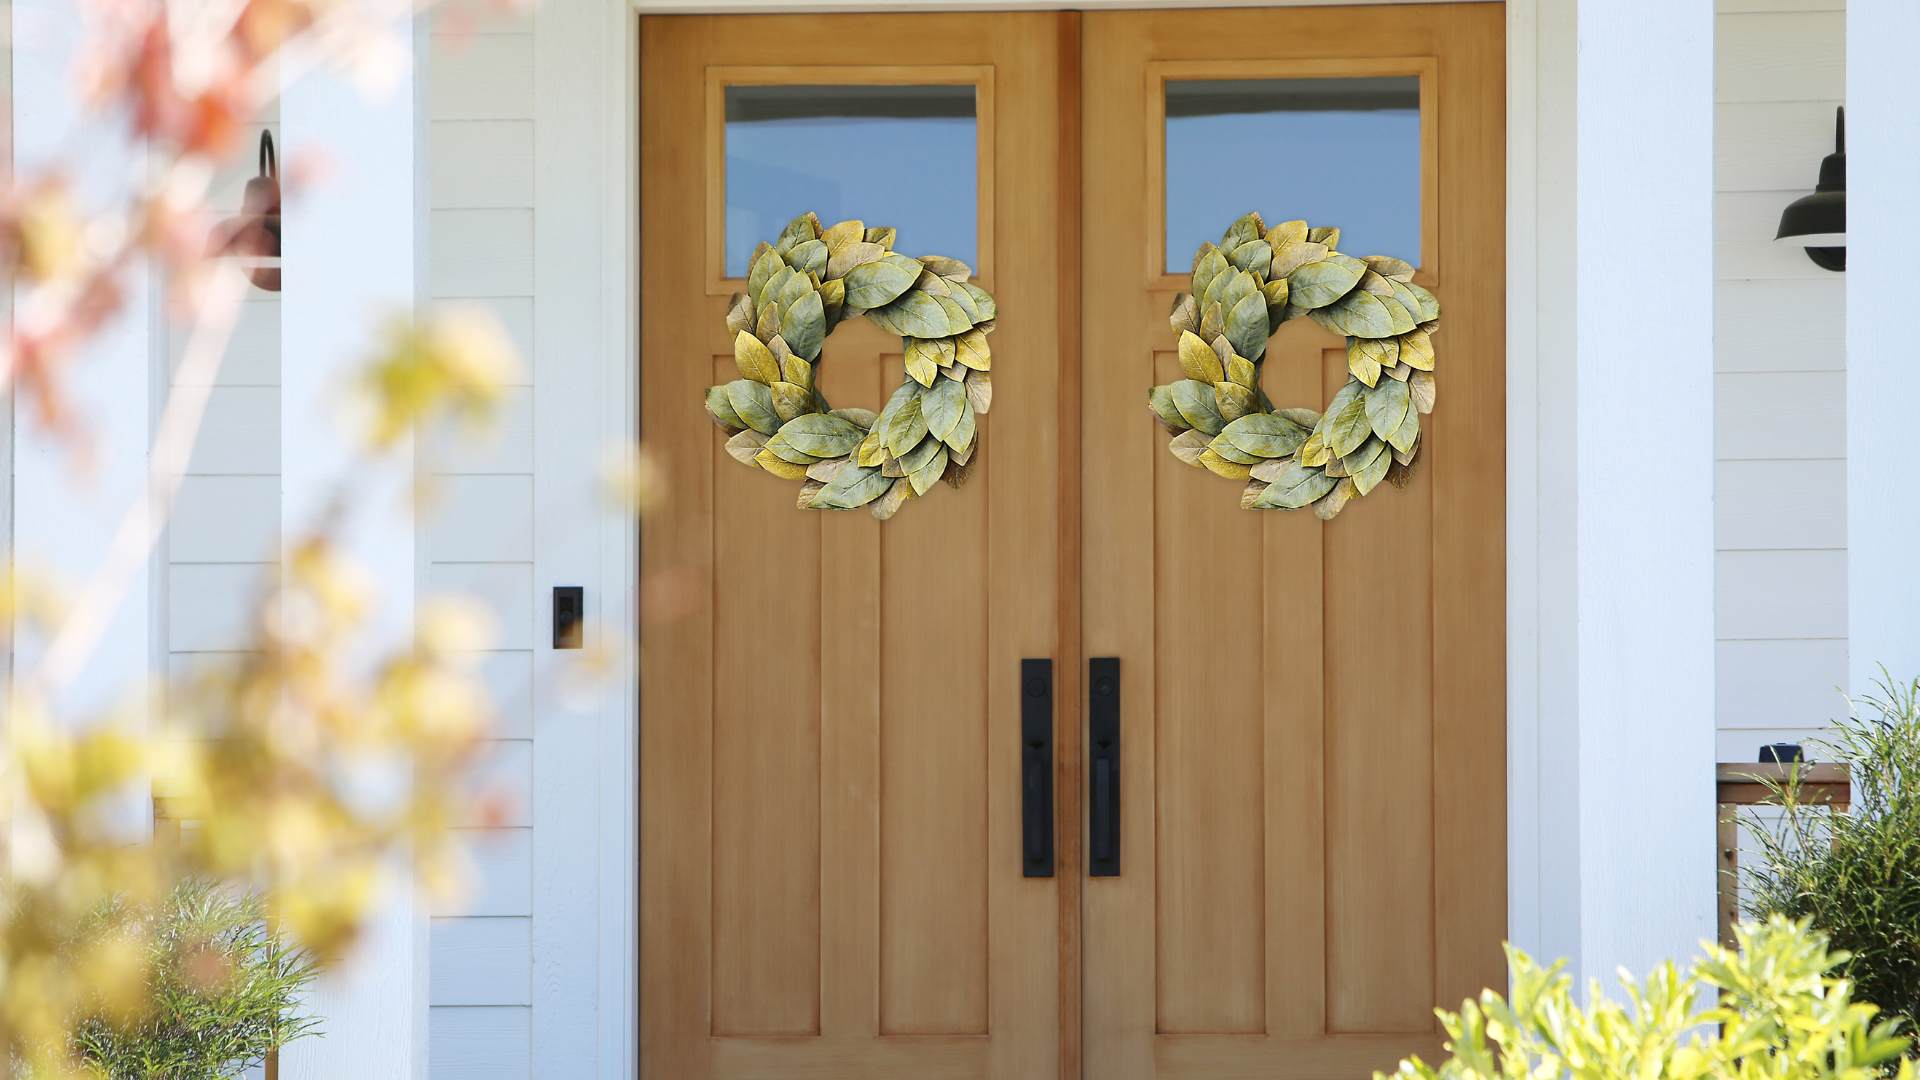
xmin=1150 ymin=212 xmax=1439 ymax=519
xmin=704 ymin=212 xmax=997 ymax=520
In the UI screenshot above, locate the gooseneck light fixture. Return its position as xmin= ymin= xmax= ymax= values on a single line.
xmin=1775 ymin=106 xmax=1845 ymax=272
xmin=211 ymin=130 xmax=282 ymax=291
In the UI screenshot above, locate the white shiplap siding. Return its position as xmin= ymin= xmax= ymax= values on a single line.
xmin=1714 ymin=0 xmax=1850 ymax=758
xmin=425 ymin=7 xmax=537 ymax=1078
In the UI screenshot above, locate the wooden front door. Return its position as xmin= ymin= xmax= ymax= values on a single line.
xmin=639 ymin=13 xmax=1074 ymax=1080
xmin=641 ymin=6 xmax=1503 ymax=1079
xmin=1080 ymin=6 xmax=1505 ymax=1078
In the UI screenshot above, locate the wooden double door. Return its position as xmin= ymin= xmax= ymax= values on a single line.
xmin=640 ymin=7 xmax=1505 ymax=1078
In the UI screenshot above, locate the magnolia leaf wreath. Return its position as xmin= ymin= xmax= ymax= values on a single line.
xmin=1149 ymin=212 xmax=1439 ymax=520
xmin=704 ymin=212 xmax=997 ymax=520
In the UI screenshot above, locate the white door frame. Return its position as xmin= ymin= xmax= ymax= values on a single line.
xmin=593 ymin=1 xmax=1719 ymax=1075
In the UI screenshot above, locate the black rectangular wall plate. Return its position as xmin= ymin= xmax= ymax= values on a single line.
xmin=1088 ymin=656 xmax=1121 ymax=877
xmin=1020 ymin=658 xmax=1055 ymax=878
xmin=553 ymin=586 xmax=584 ymax=649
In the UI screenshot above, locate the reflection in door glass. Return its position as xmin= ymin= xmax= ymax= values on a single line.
xmin=724 ymin=84 xmax=978 ymax=277
xmin=1165 ymin=77 xmax=1420 ymax=272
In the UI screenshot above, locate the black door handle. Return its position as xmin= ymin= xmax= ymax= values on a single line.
xmin=1089 ymin=657 xmax=1120 ymax=876
xmin=1020 ymin=658 xmax=1054 ymax=878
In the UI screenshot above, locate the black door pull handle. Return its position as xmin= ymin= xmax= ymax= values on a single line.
xmin=1020 ymin=658 xmax=1054 ymax=878
xmin=1089 ymin=657 xmax=1120 ymax=877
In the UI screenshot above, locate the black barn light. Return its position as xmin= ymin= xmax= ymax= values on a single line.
xmin=211 ymin=130 xmax=282 ymax=291
xmin=1775 ymin=106 xmax=1845 ymax=272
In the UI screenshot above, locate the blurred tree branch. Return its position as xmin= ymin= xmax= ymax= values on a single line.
xmin=1 ymin=1 xmax=538 ymax=1075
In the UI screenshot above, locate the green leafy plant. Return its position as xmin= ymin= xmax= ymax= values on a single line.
xmin=68 ymin=882 xmax=317 ymax=1080
xmin=1744 ymin=673 xmax=1920 ymax=1031
xmin=1378 ymin=916 xmax=1913 ymax=1079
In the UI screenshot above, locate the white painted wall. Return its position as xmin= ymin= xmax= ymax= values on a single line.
xmin=1714 ymin=0 xmax=1849 ymax=762
xmin=1845 ymin=0 xmax=1920 ymax=687
xmin=422 ymin=4 xmax=636 ymax=1077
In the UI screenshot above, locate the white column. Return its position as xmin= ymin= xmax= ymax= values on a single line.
xmin=1845 ymin=3 xmax=1920 ymax=691
xmin=277 ymin=15 xmax=425 ymax=1079
xmin=1510 ymin=0 xmax=1718 ymax=985
xmin=8 ymin=2 xmax=154 ymax=728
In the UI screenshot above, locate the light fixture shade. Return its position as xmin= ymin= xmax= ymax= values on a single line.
xmin=1775 ymin=106 xmax=1844 ymax=271
xmin=210 ymin=130 xmax=282 ymax=291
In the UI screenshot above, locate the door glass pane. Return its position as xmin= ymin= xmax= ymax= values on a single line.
xmin=725 ymin=84 xmax=977 ymax=276
xmin=1165 ymin=77 xmax=1420 ymax=271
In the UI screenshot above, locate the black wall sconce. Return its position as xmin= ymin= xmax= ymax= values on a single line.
xmin=211 ymin=130 xmax=282 ymax=291
xmin=1775 ymin=106 xmax=1845 ymax=272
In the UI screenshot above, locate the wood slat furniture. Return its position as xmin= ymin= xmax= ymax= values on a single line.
xmin=1715 ymin=762 xmax=1850 ymax=948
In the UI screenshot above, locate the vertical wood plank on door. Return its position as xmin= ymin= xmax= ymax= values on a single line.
xmin=1052 ymin=16 xmax=1086 ymax=1080
xmin=982 ymin=20 xmax=1067 ymax=1078
xmin=819 ymin=352 xmax=888 ymax=1041
xmin=1152 ymin=348 xmax=1265 ymax=1036
xmin=710 ymin=359 xmax=823 ymax=1035
xmin=1080 ymin=13 xmax=1160 ymax=1080
xmin=639 ymin=16 xmax=716 ymax=1079
xmin=1321 ymin=335 xmax=1437 ymax=1034
xmin=1430 ymin=8 xmax=1508 ymax=1020
xmin=1261 ymin=329 xmax=1330 ymax=1041
xmin=878 ymin=473 xmax=990 ymax=1035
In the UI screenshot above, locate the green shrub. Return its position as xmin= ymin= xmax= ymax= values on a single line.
xmin=69 ymin=881 xmax=318 ymax=1079
xmin=1377 ymin=917 xmax=1912 ymax=1079
xmin=1744 ymin=674 xmax=1920 ymax=1029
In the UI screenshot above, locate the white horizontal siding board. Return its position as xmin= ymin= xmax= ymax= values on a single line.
xmin=168 ymin=651 xmax=257 ymax=680
xmin=430 ymin=209 xmax=534 ymax=297
xmin=431 ymin=121 xmax=535 ymax=208
xmin=473 ymin=650 xmax=535 ymax=739
xmin=437 ymin=828 xmax=534 ymax=918
xmin=171 ymin=477 xmax=280 ymax=563
xmin=187 ymin=387 xmax=280 ymax=475
xmin=1714 ymin=278 xmax=1843 ymax=371
xmin=464 ymin=739 xmax=533 ymax=828
xmin=1716 ymin=100 xmax=1842 ymax=193
xmin=426 ymin=563 xmax=535 ymax=650
xmin=169 ymin=297 xmax=281 ymax=386
xmin=1716 ymin=549 xmax=1847 ymax=640
xmin=430 ymin=1006 xmax=531 ymax=1080
xmin=433 ymin=0 xmax=535 ymax=36
xmin=1717 ymin=639 xmax=1849 ymax=730
xmin=429 ymin=34 xmax=535 ymax=121
xmin=1716 ymin=190 xmax=1838 ymax=280
xmin=470 ymin=299 xmax=536 ymax=378
xmin=1715 ymin=460 xmax=1845 ymax=550
xmin=427 ymin=476 xmax=535 ymax=562
xmin=430 ymin=918 xmax=532 ymax=1006
xmin=1714 ymin=372 xmax=1844 ymax=460
xmin=1718 ymin=0 xmax=1842 ymax=13
xmin=425 ymin=388 xmax=535 ymax=474
xmin=1719 ymin=727 xmax=1831 ymax=761
xmin=1715 ymin=12 xmax=1843 ymax=103
xmin=167 ymin=563 xmax=273 ymax=652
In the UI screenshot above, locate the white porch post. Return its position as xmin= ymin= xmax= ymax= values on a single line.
xmin=1510 ymin=0 xmax=1719 ymax=983
xmin=1845 ymin=4 xmax=1920 ymax=690
xmin=8 ymin=1 xmax=154 ymax=735
xmin=277 ymin=16 xmax=427 ymax=1079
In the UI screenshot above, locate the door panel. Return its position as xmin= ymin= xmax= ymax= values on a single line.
xmin=640 ymin=14 xmax=1070 ymax=1079
xmin=644 ymin=6 xmax=1503 ymax=1078
xmin=1081 ymin=6 xmax=1505 ymax=1078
